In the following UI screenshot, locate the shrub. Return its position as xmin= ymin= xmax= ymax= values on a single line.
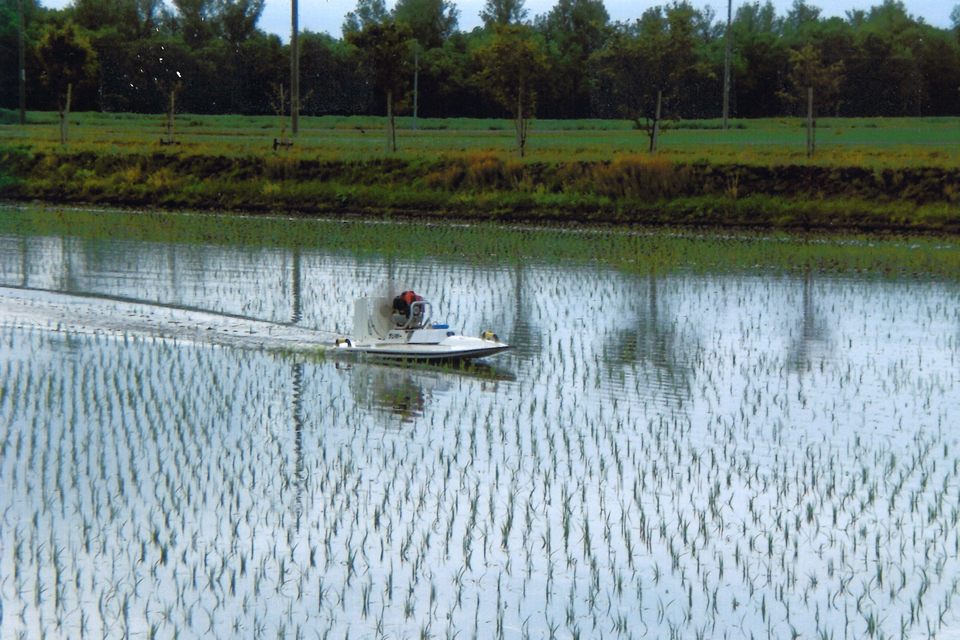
xmin=587 ymin=156 xmax=690 ymax=201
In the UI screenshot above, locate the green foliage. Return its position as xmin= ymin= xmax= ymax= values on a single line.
xmin=0 ymin=145 xmax=27 ymax=192
xmin=780 ymin=43 xmax=845 ymax=117
xmin=342 ymin=0 xmax=387 ymax=38
xmin=473 ymin=25 xmax=547 ymax=157
xmin=347 ymin=21 xmax=415 ymax=152
xmin=536 ymin=0 xmax=610 ymax=119
xmin=479 ymin=0 xmax=527 ymax=28
xmin=36 ymin=21 xmax=98 ymax=105
xmin=392 ymin=0 xmax=458 ymax=49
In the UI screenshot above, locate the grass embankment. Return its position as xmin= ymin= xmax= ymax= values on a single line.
xmin=4 ymin=113 xmax=960 ymax=232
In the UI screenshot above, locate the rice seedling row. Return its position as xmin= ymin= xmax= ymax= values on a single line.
xmin=1 ymin=213 xmax=959 ymax=639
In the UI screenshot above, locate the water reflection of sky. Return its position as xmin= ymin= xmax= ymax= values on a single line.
xmin=2 ymin=224 xmax=960 ymax=640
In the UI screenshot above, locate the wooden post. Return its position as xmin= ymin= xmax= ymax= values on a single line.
xmin=722 ymin=0 xmax=732 ymax=130
xmin=291 ymin=0 xmax=299 ymax=135
xmin=806 ymin=86 xmax=814 ymax=158
xmin=651 ymin=89 xmax=662 ymax=155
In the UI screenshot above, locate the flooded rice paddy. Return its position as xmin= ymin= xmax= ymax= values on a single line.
xmin=1 ymin=207 xmax=960 ymax=640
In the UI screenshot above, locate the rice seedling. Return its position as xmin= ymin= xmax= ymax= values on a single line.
xmin=1 ymin=209 xmax=960 ymax=639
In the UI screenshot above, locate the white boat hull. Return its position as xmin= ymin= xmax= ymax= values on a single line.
xmin=337 ymin=334 xmax=510 ymax=362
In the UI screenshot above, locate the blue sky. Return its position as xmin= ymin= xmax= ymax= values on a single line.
xmin=42 ymin=0 xmax=956 ymax=41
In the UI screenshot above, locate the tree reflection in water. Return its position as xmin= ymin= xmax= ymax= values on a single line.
xmin=603 ymin=272 xmax=692 ymax=403
xmin=786 ymin=271 xmax=830 ymax=374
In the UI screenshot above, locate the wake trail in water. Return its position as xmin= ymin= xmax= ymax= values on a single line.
xmin=0 ymin=286 xmax=337 ymax=353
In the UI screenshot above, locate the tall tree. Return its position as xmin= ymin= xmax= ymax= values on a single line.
xmin=728 ymin=1 xmax=789 ymax=117
xmin=782 ymin=0 xmax=821 ymax=38
xmin=536 ymin=0 xmax=609 ymax=118
xmin=591 ymin=5 xmax=711 ymax=148
xmin=341 ymin=0 xmax=387 ymax=38
xmin=36 ymin=21 xmax=97 ymax=142
xmin=173 ymin=0 xmax=218 ymax=46
xmin=392 ymin=0 xmax=459 ymax=49
xmin=299 ymin=31 xmax=372 ymax=114
xmin=473 ymin=24 xmax=547 ymax=157
xmin=347 ymin=20 xmax=413 ymax=152
xmin=779 ymin=42 xmax=844 ymax=116
xmin=220 ymin=0 xmax=265 ymax=44
xmin=479 ymin=0 xmax=527 ymax=27
xmin=73 ymin=0 xmax=138 ymax=38
xmin=590 ymin=24 xmax=666 ymax=149
xmin=0 ymin=0 xmax=43 ymax=112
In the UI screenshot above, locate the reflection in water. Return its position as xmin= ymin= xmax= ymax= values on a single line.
xmin=347 ymin=363 xmax=434 ymax=424
xmin=510 ymin=261 xmax=542 ymax=360
xmin=292 ymin=361 xmax=305 ymax=527
xmin=604 ymin=273 xmax=691 ymax=402
xmin=345 ymin=361 xmax=515 ymax=424
xmin=4 ymin=212 xmax=960 ymax=640
xmin=787 ymin=271 xmax=830 ymax=372
xmin=291 ymin=245 xmax=302 ymax=324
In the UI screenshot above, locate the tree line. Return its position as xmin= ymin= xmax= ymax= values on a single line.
xmin=3 ymin=0 xmax=960 ymax=125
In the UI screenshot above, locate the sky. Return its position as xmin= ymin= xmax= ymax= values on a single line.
xmin=42 ymin=0 xmax=956 ymax=42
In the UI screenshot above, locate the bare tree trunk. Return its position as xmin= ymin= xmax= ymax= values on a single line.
xmin=515 ymin=86 xmax=524 ymax=158
xmin=167 ymin=90 xmax=176 ymax=143
xmin=651 ymin=90 xmax=662 ymax=155
xmin=59 ymin=83 xmax=72 ymax=145
xmin=806 ymin=86 xmax=815 ymax=158
xmin=387 ymin=89 xmax=396 ymax=153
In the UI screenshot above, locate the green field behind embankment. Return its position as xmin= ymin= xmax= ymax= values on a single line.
xmin=3 ymin=112 xmax=960 ymax=231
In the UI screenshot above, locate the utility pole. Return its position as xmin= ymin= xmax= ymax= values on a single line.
xmin=722 ymin=0 xmax=732 ymax=130
xmin=291 ymin=0 xmax=299 ymax=135
xmin=18 ymin=0 xmax=26 ymax=124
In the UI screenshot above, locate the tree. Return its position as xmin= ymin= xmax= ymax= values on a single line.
xmin=172 ymin=0 xmax=218 ymax=46
xmin=0 ymin=0 xmax=45 ymax=112
xmin=300 ymin=31 xmax=372 ymax=115
xmin=728 ymin=1 xmax=789 ymax=117
xmin=36 ymin=21 xmax=97 ymax=143
xmin=473 ymin=24 xmax=547 ymax=157
xmin=479 ymin=0 xmax=527 ymax=28
xmin=220 ymin=0 xmax=265 ymax=44
xmin=779 ymin=42 xmax=844 ymax=117
xmin=341 ymin=0 xmax=387 ymax=38
xmin=347 ymin=20 xmax=414 ymax=152
xmin=536 ymin=0 xmax=609 ymax=118
xmin=393 ymin=0 xmax=458 ymax=49
xmin=590 ymin=26 xmax=664 ymax=150
xmin=782 ymin=0 xmax=820 ymax=38
xmin=591 ymin=4 xmax=711 ymax=150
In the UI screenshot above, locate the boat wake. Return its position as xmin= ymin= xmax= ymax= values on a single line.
xmin=0 ymin=286 xmax=338 ymax=354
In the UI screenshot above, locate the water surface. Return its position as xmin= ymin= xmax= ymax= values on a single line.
xmin=1 ymin=207 xmax=959 ymax=640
